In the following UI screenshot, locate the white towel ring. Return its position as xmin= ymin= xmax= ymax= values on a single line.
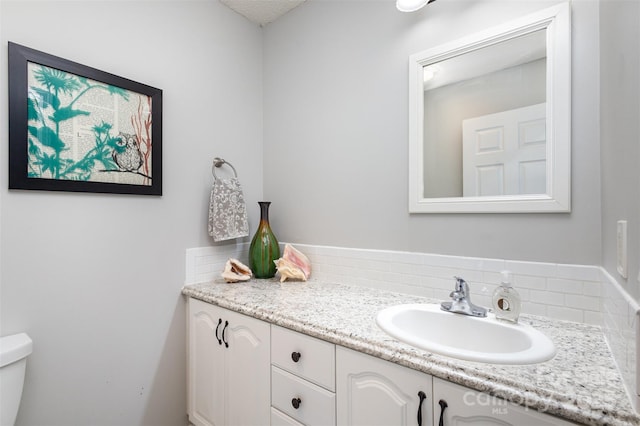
xmin=212 ymin=157 xmax=238 ymax=179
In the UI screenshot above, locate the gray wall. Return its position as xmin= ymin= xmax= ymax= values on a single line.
xmin=263 ymin=0 xmax=602 ymax=265
xmin=600 ymin=0 xmax=640 ymax=301
xmin=0 ymin=1 xmax=263 ymax=424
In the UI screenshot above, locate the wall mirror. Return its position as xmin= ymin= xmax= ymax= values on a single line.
xmin=408 ymin=3 xmax=571 ymax=213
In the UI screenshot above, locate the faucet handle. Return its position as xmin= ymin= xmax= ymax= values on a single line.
xmin=453 ymin=276 xmax=468 ymax=291
xmin=449 ymin=276 xmax=468 ymax=300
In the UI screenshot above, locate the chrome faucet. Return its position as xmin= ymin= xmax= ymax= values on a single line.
xmin=440 ymin=276 xmax=487 ymax=317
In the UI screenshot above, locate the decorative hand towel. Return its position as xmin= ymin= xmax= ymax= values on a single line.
xmin=208 ymin=176 xmax=249 ymax=242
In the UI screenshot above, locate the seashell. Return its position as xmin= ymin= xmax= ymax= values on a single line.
xmin=221 ymin=258 xmax=252 ymax=283
xmin=274 ymin=244 xmax=311 ymax=282
xmin=274 ymin=258 xmax=307 ymax=282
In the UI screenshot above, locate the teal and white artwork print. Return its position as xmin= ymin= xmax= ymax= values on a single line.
xmin=27 ymin=62 xmax=153 ymax=186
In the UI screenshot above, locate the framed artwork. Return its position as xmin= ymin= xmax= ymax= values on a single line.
xmin=8 ymin=42 xmax=162 ymax=195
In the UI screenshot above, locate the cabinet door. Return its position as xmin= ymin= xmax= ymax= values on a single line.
xmin=188 ymin=299 xmax=225 ymax=426
xmin=224 ymin=308 xmax=271 ymax=426
xmin=433 ymin=378 xmax=577 ymax=426
xmin=188 ymin=299 xmax=271 ymax=426
xmin=337 ymin=346 xmax=433 ymax=426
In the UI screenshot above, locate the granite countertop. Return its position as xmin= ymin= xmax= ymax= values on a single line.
xmin=182 ymin=278 xmax=639 ymax=426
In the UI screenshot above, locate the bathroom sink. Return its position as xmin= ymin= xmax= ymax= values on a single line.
xmin=376 ymin=304 xmax=556 ymax=364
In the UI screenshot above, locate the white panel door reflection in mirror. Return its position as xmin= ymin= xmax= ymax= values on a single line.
xmin=462 ymin=103 xmax=546 ymax=197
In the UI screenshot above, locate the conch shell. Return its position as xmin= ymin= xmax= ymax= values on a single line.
xmin=274 ymin=244 xmax=311 ymax=283
xmin=221 ymin=258 xmax=252 ymax=283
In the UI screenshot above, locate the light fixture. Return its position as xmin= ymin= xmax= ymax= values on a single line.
xmin=396 ymin=0 xmax=436 ymax=13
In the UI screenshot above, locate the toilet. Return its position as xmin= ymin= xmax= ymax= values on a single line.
xmin=0 ymin=333 xmax=32 ymax=426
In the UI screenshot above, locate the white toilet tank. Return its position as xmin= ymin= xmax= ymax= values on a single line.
xmin=0 ymin=333 xmax=33 ymax=426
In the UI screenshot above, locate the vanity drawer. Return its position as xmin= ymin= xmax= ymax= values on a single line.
xmin=271 ymin=366 xmax=336 ymax=426
xmin=271 ymin=325 xmax=335 ymax=391
xmin=271 ymin=407 xmax=304 ymax=426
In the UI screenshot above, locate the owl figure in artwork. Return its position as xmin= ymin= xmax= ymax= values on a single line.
xmin=112 ymin=132 xmax=143 ymax=172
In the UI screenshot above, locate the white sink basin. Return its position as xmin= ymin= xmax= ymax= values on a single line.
xmin=376 ymin=304 xmax=556 ymax=364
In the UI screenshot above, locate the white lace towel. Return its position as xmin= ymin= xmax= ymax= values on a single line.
xmin=208 ymin=177 xmax=249 ymax=242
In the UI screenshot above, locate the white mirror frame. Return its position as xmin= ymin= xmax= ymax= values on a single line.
xmin=408 ymin=3 xmax=571 ymax=213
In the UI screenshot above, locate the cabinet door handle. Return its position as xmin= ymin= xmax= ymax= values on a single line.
xmin=222 ymin=320 xmax=229 ymax=348
xmin=438 ymin=399 xmax=448 ymax=426
xmin=291 ymin=351 xmax=301 ymax=362
xmin=417 ymin=391 xmax=427 ymax=426
xmin=291 ymin=397 xmax=301 ymax=409
xmin=215 ymin=318 xmax=223 ymax=345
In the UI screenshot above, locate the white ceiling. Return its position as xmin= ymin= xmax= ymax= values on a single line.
xmin=220 ymin=0 xmax=306 ymax=26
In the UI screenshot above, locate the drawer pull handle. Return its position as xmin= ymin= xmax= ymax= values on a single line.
xmin=215 ymin=318 xmax=223 ymax=345
xmin=291 ymin=351 xmax=301 ymax=362
xmin=291 ymin=397 xmax=302 ymax=409
xmin=222 ymin=320 xmax=229 ymax=348
xmin=438 ymin=399 xmax=448 ymax=426
xmin=417 ymin=391 xmax=427 ymax=426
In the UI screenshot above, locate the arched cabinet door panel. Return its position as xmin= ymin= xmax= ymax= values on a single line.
xmin=336 ymin=346 xmax=433 ymax=426
xmin=433 ymin=378 xmax=579 ymax=426
xmin=187 ymin=298 xmax=270 ymax=426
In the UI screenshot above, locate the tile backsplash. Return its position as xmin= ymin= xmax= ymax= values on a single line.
xmin=187 ymin=243 xmax=604 ymax=324
xmin=185 ymin=242 xmax=639 ymax=411
xmin=602 ymin=269 xmax=640 ymax=412
xmin=186 ymin=244 xmax=250 ymax=284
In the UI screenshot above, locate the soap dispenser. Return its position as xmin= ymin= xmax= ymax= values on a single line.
xmin=492 ymin=271 xmax=521 ymax=323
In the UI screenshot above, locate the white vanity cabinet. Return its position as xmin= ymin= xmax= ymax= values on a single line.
xmin=336 ymin=346 xmax=433 ymax=426
xmin=432 ymin=378 xmax=578 ymax=426
xmin=187 ymin=297 xmax=578 ymax=426
xmin=187 ymin=298 xmax=270 ymax=426
xmin=270 ymin=325 xmax=336 ymax=426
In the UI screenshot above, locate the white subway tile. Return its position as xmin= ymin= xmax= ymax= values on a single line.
xmin=514 ymin=275 xmax=547 ymax=291
xmin=482 ymin=271 xmax=503 ymax=285
xmin=515 ymin=288 xmax=530 ymax=301
xmin=390 ymin=250 xmax=424 ymax=265
xmin=433 ymin=288 xmax=452 ymax=301
xmin=582 ymin=281 xmax=602 ymax=297
xmin=195 ymin=255 xmax=214 ymax=266
xmin=478 ymin=258 xmax=508 ymax=273
xmin=548 ymin=278 xmax=584 ymax=295
xmin=565 ymin=294 xmax=601 ymax=312
xmin=426 ymin=265 xmax=462 ymax=280
xmin=407 ymin=263 xmax=429 ymax=277
xmin=521 ymin=301 xmax=547 ymax=317
xmin=583 ymin=311 xmax=604 ymax=326
xmin=529 ymin=289 xmax=564 ymax=307
xmin=505 ymin=260 xmax=557 ymax=277
xmin=292 ymin=243 xmax=317 ymax=255
xmin=547 ymin=305 xmax=584 ymax=323
xmin=556 ymin=264 xmax=602 ymax=281
xmin=474 ymin=294 xmax=492 ymax=308
xmin=387 ymin=262 xmax=407 ymax=276
xmin=428 ymin=277 xmax=455 ymax=291
xmin=457 ymin=269 xmax=485 ymax=284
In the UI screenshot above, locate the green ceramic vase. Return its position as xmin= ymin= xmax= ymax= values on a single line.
xmin=249 ymin=202 xmax=280 ymax=279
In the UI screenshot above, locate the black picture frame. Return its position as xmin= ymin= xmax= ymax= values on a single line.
xmin=8 ymin=42 xmax=162 ymax=195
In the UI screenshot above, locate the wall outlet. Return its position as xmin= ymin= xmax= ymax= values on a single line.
xmin=617 ymin=220 xmax=628 ymax=278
